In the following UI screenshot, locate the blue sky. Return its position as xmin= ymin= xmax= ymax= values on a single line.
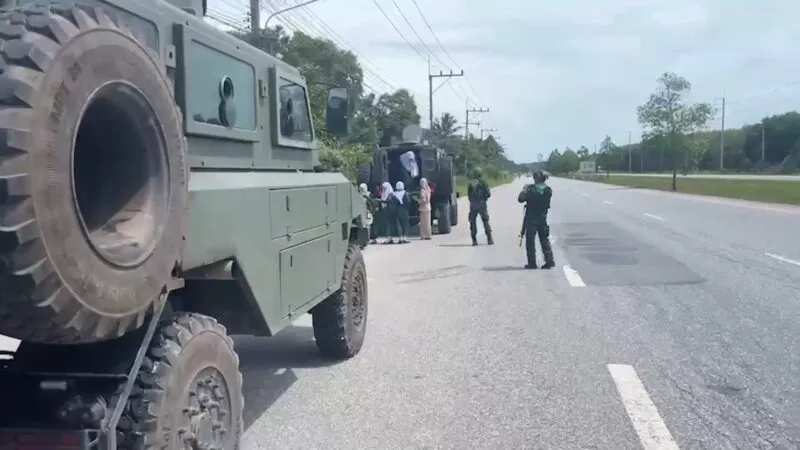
xmin=208 ymin=0 xmax=800 ymax=163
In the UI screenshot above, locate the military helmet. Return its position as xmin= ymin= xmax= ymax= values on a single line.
xmin=533 ymin=170 xmax=547 ymax=182
xmin=472 ymin=167 xmax=483 ymax=178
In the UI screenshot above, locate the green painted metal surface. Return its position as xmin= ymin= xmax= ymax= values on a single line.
xmin=7 ymin=0 xmax=367 ymax=335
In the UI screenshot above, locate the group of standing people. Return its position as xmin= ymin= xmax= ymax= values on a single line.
xmin=358 ymin=177 xmax=435 ymax=245
xmin=357 ymin=168 xmax=556 ymax=271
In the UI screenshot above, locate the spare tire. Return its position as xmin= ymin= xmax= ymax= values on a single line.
xmin=0 ymin=6 xmax=187 ymax=344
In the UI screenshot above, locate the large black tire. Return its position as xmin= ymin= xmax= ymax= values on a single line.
xmin=449 ymin=199 xmax=459 ymax=226
xmin=312 ymin=244 xmax=368 ymax=359
xmin=437 ymin=202 xmax=452 ymax=234
xmin=117 ymin=312 xmax=244 ymax=450
xmin=0 ymin=6 xmax=187 ymax=343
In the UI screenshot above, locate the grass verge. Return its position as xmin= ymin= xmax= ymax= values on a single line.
xmin=455 ymin=173 xmax=514 ymax=197
xmin=593 ymin=174 xmax=800 ymax=206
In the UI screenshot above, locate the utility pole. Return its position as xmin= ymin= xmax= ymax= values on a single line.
xmin=465 ymin=105 xmax=489 ymax=138
xmin=249 ymin=0 xmax=260 ymax=35
xmin=761 ymin=124 xmax=766 ymax=164
xmin=428 ymin=57 xmax=463 ymax=131
xmin=480 ymin=128 xmax=496 ymax=140
xmin=719 ymin=96 xmax=725 ymax=171
xmin=640 ymin=134 xmax=644 ymax=173
xmin=628 ymin=131 xmax=632 ymax=173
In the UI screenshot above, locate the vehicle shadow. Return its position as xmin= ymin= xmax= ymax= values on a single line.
xmin=233 ymin=324 xmax=341 ymax=430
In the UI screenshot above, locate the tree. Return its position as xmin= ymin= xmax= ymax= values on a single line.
xmin=430 ymin=112 xmax=461 ymax=140
xmin=226 ymin=24 xmax=517 ymax=182
xmin=374 ymin=89 xmax=421 ymax=146
xmin=599 ymin=135 xmax=615 ymax=178
xmin=636 ymin=72 xmax=713 ymax=190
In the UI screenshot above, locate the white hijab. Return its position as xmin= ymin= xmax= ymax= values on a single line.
xmin=399 ymin=151 xmax=419 ymax=177
xmin=380 ymin=182 xmax=393 ymax=201
xmin=359 ymin=183 xmax=369 ymax=196
xmin=392 ymin=181 xmax=406 ymax=204
xmin=419 ymin=177 xmax=430 ymax=193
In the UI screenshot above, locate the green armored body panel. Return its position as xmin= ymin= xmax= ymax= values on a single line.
xmin=0 ymin=0 xmax=369 ymax=448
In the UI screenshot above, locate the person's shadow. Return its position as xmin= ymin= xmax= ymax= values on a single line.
xmin=234 ymin=323 xmax=343 ymax=430
xmin=482 ymin=265 xmax=529 ymax=272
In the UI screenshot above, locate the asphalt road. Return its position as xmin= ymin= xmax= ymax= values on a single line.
xmin=1 ymin=177 xmax=798 ymax=449
xmin=239 ymin=177 xmax=800 ymax=450
xmin=609 ymin=172 xmax=800 ymax=181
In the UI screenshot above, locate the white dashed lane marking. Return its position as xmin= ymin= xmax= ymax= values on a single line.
xmin=562 ymin=265 xmax=586 ymax=287
xmin=607 ymin=364 xmax=680 ymax=450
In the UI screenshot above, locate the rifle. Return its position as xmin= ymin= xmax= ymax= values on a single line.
xmin=518 ymin=204 xmax=527 ymax=247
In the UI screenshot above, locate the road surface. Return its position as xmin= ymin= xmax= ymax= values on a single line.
xmin=609 ymin=172 xmax=800 ymax=181
xmin=237 ymin=177 xmax=800 ymax=449
xmin=2 ymin=178 xmax=799 ymax=449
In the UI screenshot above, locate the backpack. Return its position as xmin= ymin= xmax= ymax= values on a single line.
xmin=470 ymin=180 xmax=489 ymax=201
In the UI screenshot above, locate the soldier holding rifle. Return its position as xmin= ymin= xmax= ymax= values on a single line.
xmin=517 ymin=170 xmax=555 ymax=269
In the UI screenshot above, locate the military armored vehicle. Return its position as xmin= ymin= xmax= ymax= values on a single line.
xmin=358 ymin=128 xmax=458 ymax=234
xmin=0 ymin=0 xmax=370 ymax=448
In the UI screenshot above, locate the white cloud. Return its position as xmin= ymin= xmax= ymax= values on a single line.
xmin=649 ymin=4 xmax=710 ymax=32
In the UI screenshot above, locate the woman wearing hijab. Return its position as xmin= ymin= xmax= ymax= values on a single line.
xmin=392 ymin=181 xmax=411 ymax=244
xmin=417 ymin=178 xmax=433 ymax=240
xmin=380 ymin=182 xmax=399 ymax=244
xmin=359 ymin=183 xmax=378 ymax=244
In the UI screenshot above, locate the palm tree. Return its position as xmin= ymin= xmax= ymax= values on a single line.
xmin=431 ymin=112 xmax=461 ymax=140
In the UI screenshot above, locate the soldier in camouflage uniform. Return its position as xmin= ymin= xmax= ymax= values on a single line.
xmin=467 ymin=167 xmax=494 ymax=246
xmin=517 ymin=170 xmax=555 ymax=269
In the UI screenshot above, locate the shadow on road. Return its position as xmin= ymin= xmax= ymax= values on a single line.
xmin=233 ymin=325 xmax=343 ymax=430
xmin=437 ymin=243 xmax=475 ymax=247
xmin=481 ymin=265 xmax=528 ymax=272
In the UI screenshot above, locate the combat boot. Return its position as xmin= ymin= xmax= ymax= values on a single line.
xmin=471 ymin=234 xmax=478 ymax=246
xmin=486 ymin=233 xmax=494 ymax=245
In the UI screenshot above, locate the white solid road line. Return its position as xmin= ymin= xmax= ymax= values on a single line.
xmin=562 ymin=265 xmax=586 ymax=287
xmin=603 ymin=200 xmax=614 ymax=205
xmin=607 ymin=364 xmax=680 ymax=450
xmin=644 ymin=213 xmax=665 ymax=221
xmin=765 ymin=252 xmax=800 ymax=267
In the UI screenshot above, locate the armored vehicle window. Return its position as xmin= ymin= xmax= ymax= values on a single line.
xmin=186 ymin=41 xmax=256 ymax=130
xmin=278 ymin=78 xmax=312 ymax=142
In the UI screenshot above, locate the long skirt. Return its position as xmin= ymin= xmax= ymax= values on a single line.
xmin=419 ymin=209 xmax=432 ymax=239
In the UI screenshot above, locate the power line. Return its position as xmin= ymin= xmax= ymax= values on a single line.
xmin=388 ymin=0 xmax=449 ymax=71
xmin=215 ymin=0 xmax=454 ymax=131
xmin=409 ymin=0 xmax=484 ymax=106
xmin=371 ymin=0 xmax=431 ymax=65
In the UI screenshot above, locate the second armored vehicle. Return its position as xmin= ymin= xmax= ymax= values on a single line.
xmin=358 ymin=141 xmax=459 ymax=234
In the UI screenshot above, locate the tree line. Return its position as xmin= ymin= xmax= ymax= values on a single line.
xmin=232 ymin=25 xmax=515 ymax=182
xmin=545 ymin=72 xmax=800 ymax=187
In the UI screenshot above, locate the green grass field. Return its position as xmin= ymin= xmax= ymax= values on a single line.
xmin=595 ymin=175 xmax=800 ymax=206
xmin=455 ymin=174 xmax=513 ymax=198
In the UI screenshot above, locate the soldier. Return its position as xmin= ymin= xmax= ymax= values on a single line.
xmin=518 ymin=170 xmax=555 ymax=269
xmin=467 ymin=167 xmax=493 ymax=246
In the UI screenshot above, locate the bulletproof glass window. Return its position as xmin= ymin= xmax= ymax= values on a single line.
xmin=278 ymin=78 xmax=312 ymax=142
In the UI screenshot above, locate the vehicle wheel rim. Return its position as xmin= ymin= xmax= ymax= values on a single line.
xmin=179 ymin=368 xmax=233 ymax=450
xmin=350 ymin=266 xmax=366 ymax=331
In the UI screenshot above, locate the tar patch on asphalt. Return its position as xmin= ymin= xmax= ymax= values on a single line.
xmin=395 ymin=264 xmax=470 ymax=283
xmin=557 ymin=222 xmax=705 ymax=286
